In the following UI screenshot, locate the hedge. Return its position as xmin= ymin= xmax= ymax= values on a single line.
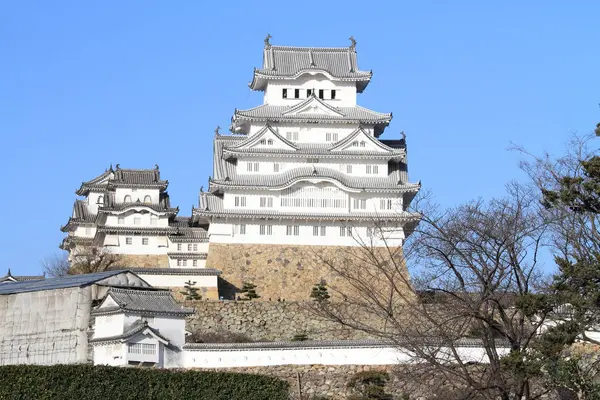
xmin=0 ymin=364 xmax=289 ymax=400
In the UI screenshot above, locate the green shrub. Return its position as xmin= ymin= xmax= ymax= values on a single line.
xmin=347 ymin=370 xmax=393 ymax=400
xmin=0 ymin=364 xmax=288 ymax=400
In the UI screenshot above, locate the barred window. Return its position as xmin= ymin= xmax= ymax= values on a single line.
xmin=177 ymin=259 xmax=182 ymax=266
xmin=234 ymin=196 xmax=247 ymax=207
xmin=339 ymin=226 xmax=352 ymax=237
xmin=142 ymin=238 xmax=149 ymax=245
xmin=281 ymin=186 xmax=346 ymax=209
xmin=273 ymin=163 xmax=280 ymax=173
xmin=128 ymin=343 xmax=156 ymax=355
xmin=259 ymin=224 xmax=272 ymax=236
xmin=286 ymin=132 xmax=299 ymax=141
xmin=313 ymin=226 xmax=319 ymax=236
xmin=320 ymin=226 xmax=326 ymax=236
xmin=125 ymin=237 xmax=133 ymax=245
xmin=353 ymin=199 xmax=367 ymax=210
xmin=193 ymin=243 xmax=198 ymax=251
xmin=193 ymin=260 xmax=197 ymax=267
xmin=287 ymin=225 xmax=300 ymax=236
xmin=380 ymin=199 xmax=393 ymax=210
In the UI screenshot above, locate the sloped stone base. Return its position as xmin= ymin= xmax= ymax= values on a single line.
xmin=205 ymin=243 xmax=413 ymax=301
xmin=117 ymin=254 xmax=169 ymax=268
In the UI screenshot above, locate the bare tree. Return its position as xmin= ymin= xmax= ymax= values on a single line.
xmin=311 ymin=184 xmax=555 ymax=399
xmin=40 ymin=252 xmax=71 ymax=277
xmin=41 ymin=247 xmax=122 ymax=277
xmin=70 ymin=246 xmax=122 ymax=275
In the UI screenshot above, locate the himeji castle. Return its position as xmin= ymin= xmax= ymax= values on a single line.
xmin=60 ymin=36 xmax=420 ymax=300
xmin=194 ymin=36 xmax=421 ymax=300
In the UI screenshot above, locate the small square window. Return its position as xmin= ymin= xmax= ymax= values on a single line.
xmin=193 ymin=243 xmax=198 ymax=251
xmin=177 ymin=243 xmax=182 ymax=251
xmin=125 ymin=237 xmax=132 ymax=245
xmin=273 ymin=163 xmax=280 ymax=173
xmin=313 ymin=226 xmax=319 ymax=236
xmin=320 ymin=226 xmax=326 ymax=236
xmin=331 ymin=90 xmax=336 ymax=100
xmin=193 ymin=260 xmax=197 ymax=267
xmin=182 ymin=260 xmax=187 ymax=267
xmin=142 ymin=238 xmax=149 ymax=245
xmin=177 ymin=259 xmax=182 ymax=267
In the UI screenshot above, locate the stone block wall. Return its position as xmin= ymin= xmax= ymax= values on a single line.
xmin=191 ymin=365 xmax=402 ymax=400
xmin=206 ymin=243 xmax=413 ymax=301
xmin=118 ymin=254 xmax=169 ymax=268
xmin=186 ymin=301 xmax=370 ymax=341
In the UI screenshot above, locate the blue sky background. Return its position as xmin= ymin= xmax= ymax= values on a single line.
xmin=1 ymin=1 xmax=599 ymax=275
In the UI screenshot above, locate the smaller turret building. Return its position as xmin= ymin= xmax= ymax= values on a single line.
xmin=60 ymin=165 xmax=220 ymax=296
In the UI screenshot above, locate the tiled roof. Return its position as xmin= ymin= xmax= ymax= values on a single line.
xmin=129 ymin=267 xmax=221 ymax=276
xmin=195 ymin=192 xmax=420 ymax=222
xmin=96 ymin=226 xmax=178 ymax=235
xmin=99 ymin=201 xmax=179 ymax=215
xmin=59 ymin=236 xmax=95 ymax=250
xmin=210 ymin=165 xmax=421 ymax=193
xmin=0 ymin=269 xmax=45 ymax=284
xmin=168 ymin=228 xmax=210 ymax=243
xmin=61 ymin=200 xmax=97 ymax=232
xmin=89 ymin=320 xmax=170 ymax=344
xmin=184 ymin=337 xmax=511 ymax=350
xmin=167 ymin=252 xmax=208 ymax=260
xmin=250 ymin=42 xmax=372 ymax=92
xmin=76 ymin=165 xmax=167 ymax=195
xmin=220 ymin=127 xmax=406 ymax=160
xmin=0 ymin=270 xmax=147 ymax=295
xmin=232 ymin=103 xmax=391 ymax=130
xmin=92 ymin=287 xmax=194 ymax=316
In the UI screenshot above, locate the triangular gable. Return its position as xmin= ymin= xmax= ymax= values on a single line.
xmin=329 ymin=126 xmax=395 ymax=153
xmin=282 ymin=94 xmax=345 ymax=117
xmin=226 ymin=125 xmax=298 ymax=151
xmin=128 ymin=327 xmax=170 ymax=345
xmin=97 ymin=293 xmax=121 ymax=309
xmin=83 ymin=169 xmax=114 ymax=186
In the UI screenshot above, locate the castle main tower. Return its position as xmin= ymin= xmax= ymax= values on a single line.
xmin=194 ymin=37 xmax=420 ymax=300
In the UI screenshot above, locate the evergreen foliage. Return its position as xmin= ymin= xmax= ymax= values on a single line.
xmin=0 ymin=364 xmax=288 ymax=400
xmin=239 ymin=282 xmax=260 ymax=300
xmin=291 ymin=332 xmax=309 ymax=341
xmin=310 ymin=280 xmax=330 ymax=302
xmin=179 ymin=280 xmax=201 ymax=300
xmin=347 ymin=371 xmax=393 ymax=400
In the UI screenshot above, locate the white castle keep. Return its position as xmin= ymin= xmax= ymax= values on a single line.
xmin=60 ymin=36 xmax=420 ymax=297
xmin=193 ymin=36 xmax=420 ymax=248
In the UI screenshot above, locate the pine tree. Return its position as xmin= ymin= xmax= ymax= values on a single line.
xmin=239 ymin=282 xmax=260 ymax=300
xmin=310 ymin=279 xmax=330 ymax=302
xmin=180 ymin=280 xmax=201 ymax=301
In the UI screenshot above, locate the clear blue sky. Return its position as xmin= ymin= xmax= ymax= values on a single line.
xmin=1 ymin=1 xmax=598 ymax=275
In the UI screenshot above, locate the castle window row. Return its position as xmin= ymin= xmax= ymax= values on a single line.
xmin=241 ymin=161 xmax=383 ymax=175
xmin=282 ymin=88 xmax=337 ymax=100
xmin=176 ymin=259 xmax=199 ymax=267
xmin=232 ymin=194 xmax=396 ymax=211
xmin=176 ymin=243 xmax=199 ymax=252
xmin=234 ymin=224 xmax=376 ymax=238
xmin=124 ymin=236 xmax=150 ymax=245
xmin=117 ymin=216 xmax=159 ymax=225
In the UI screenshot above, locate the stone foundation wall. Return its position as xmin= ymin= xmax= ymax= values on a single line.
xmin=186 ymin=301 xmax=371 ymax=341
xmin=171 ymin=287 xmax=219 ymax=301
xmin=117 ymin=254 xmax=169 ymax=268
xmin=191 ymin=365 xmax=414 ymax=400
xmin=191 ymin=365 xmax=559 ymax=400
xmin=206 ymin=243 xmax=412 ymax=301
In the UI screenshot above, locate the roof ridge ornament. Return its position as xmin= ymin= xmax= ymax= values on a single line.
xmin=349 ymin=36 xmax=356 ymax=49
xmin=264 ymin=33 xmax=272 ymax=48
xmin=401 ymin=131 xmax=406 ymax=140
xmin=215 ymin=126 xmax=221 ymax=136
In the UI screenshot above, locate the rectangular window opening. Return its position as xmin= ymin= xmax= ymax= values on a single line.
xmin=282 ymin=88 xmax=288 ymax=99
xmin=142 ymin=238 xmax=149 ymax=245
xmin=294 ymin=88 xmax=300 ymax=98
xmin=331 ymin=90 xmax=336 ymax=100
xmin=318 ymin=89 xmax=324 ymax=99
